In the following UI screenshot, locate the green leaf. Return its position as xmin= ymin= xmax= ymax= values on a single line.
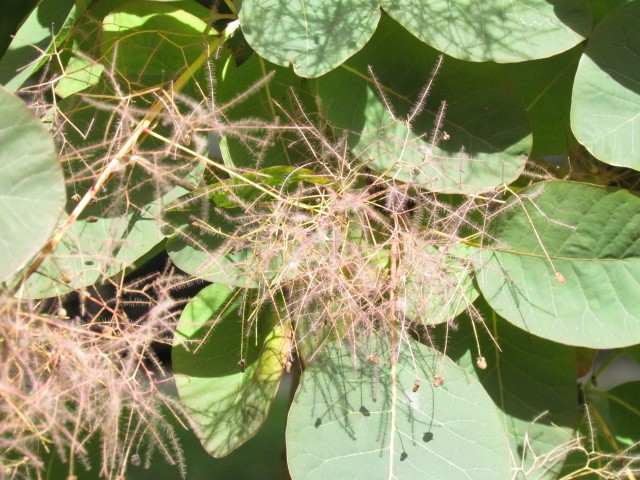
xmin=207 ymin=166 xmax=332 ymax=209
xmin=239 ymin=0 xmax=380 ymax=78
xmin=286 ymin=335 xmax=512 ymax=479
xmin=571 ymin=0 xmax=640 ymax=170
xmin=502 ymin=46 xmax=582 ymax=158
xmin=101 ymin=0 xmax=214 ymax=87
xmin=173 ymin=283 xmax=290 ymax=457
xmin=0 ymin=86 xmax=65 ymax=283
xmin=474 ymin=181 xmax=640 ymax=348
xmin=54 ymin=54 xmax=105 ymax=98
xmin=216 ymin=54 xmax=315 ymax=169
xmin=404 ymin=245 xmax=479 ymax=325
xmin=590 ymin=0 xmax=635 ymax=26
xmin=380 ymin=0 xmax=591 ymax=63
xmin=590 ymin=382 xmax=640 ymax=450
xmin=17 ymin=88 xmax=201 ymax=298
xmin=163 ymin=192 xmax=272 ymax=288
xmin=0 ymin=0 xmax=87 ymax=91
xmin=441 ymin=303 xmax=578 ymax=478
xmin=315 ymin=15 xmax=530 ymax=194
xmin=625 ymin=345 xmax=640 ymax=366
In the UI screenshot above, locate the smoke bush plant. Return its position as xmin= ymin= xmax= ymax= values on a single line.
xmin=1 ymin=0 xmax=640 ymax=478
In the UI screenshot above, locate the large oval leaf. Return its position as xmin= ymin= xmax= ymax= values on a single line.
xmin=381 ymin=0 xmax=591 ymax=63
xmin=286 ymin=335 xmax=511 ymax=479
xmin=0 ymin=87 xmax=65 ymax=283
xmin=172 ymin=283 xmax=290 ymax=457
xmin=474 ymin=181 xmax=640 ymax=348
xmin=571 ymin=0 xmax=640 ymax=170
xmin=441 ymin=302 xmax=578 ymax=479
xmin=315 ymin=15 xmax=530 ymax=194
xmin=239 ymin=0 xmax=380 ymax=78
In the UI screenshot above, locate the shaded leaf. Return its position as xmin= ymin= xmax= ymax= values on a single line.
xmin=474 ymin=181 xmax=640 ymax=348
xmin=571 ymin=0 xmax=640 ymax=170
xmin=216 ymin=54 xmax=314 ymax=169
xmin=441 ymin=302 xmax=578 ymax=479
xmin=503 ymin=46 xmax=582 ymax=158
xmin=239 ymin=0 xmax=380 ymax=78
xmin=381 ymin=0 xmax=591 ymax=63
xmin=0 ymin=86 xmax=65 ymax=283
xmin=0 ymin=0 xmax=87 ymax=91
xmin=315 ymin=15 xmax=530 ymax=194
xmin=173 ymin=283 xmax=290 ymax=457
xmin=591 ymin=382 xmax=640 ymax=450
xmin=287 ymin=334 xmax=511 ymax=479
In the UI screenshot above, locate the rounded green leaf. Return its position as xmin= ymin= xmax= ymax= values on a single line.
xmin=474 ymin=181 xmax=640 ymax=348
xmin=442 ymin=304 xmax=578 ymax=478
xmin=101 ymin=1 xmax=213 ymax=86
xmin=571 ymin=0 xmax=640 ymax=170
xmin=173 ymin=283 xmax=290 ymax=457
xmin=503 ymin=46 xmax=583 ymax=158
xmin=239 ymin=0 xmax=380 ymax=78
xmin=0 ymin=86 xmax=65 ymax=283
xmin=315 ymin=16 xmax=530 ymax=194
xmin=287 ymin=335 xmax=511 ymax=479
xmin=380 ymin=0 xmax=591 ymax=63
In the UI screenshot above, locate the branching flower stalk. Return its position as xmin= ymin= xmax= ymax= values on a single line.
xmin=0 ymin=22 xmax=245 ymax=480
xmin=159 ymin=76 xmax=503 ymax=371
xmin=11 ymin=24 xmax=233 ymax=296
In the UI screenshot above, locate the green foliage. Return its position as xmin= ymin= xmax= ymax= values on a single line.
xmin=173 ymin=283 xmax=290 ymax=457
xmin=475 ymin=181 xmax=640 ymax=349
xmin=1 ymin=0 xmax=640 ymax=479
xmin=571 ymin=0 xmax=640 ymax=169
xmin=287 ymin=335 xmax=512 ymax=479
xmin=0 ymin=86 xmax=65 ymax=283
xmin=239 ymin=0 xmax=381 ymax=78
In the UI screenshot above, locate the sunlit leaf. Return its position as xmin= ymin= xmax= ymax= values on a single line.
xmin=571 ymin=0 xmax=640 ymax=170
xmin=441 ymin=302 xmax=578 ymax=479
xmin=0 ymin=87 xmax=65 ymax=283
xmin=101 ymin=0 xmax=214 ymax=87
xmin=239 ymin=0 xmax=380 ymax=78
xmin=474 ymin=181 xmax=640 ymax=348
xmin=287 ymin=334 xmax=512 ymax=479
xmin=0 ymin=0 xmax=87 ymax=91
xmin=173 ymin=283 xmax=290 ymax=457
xmin=381 ymin=0 xmax=591 ymax=63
